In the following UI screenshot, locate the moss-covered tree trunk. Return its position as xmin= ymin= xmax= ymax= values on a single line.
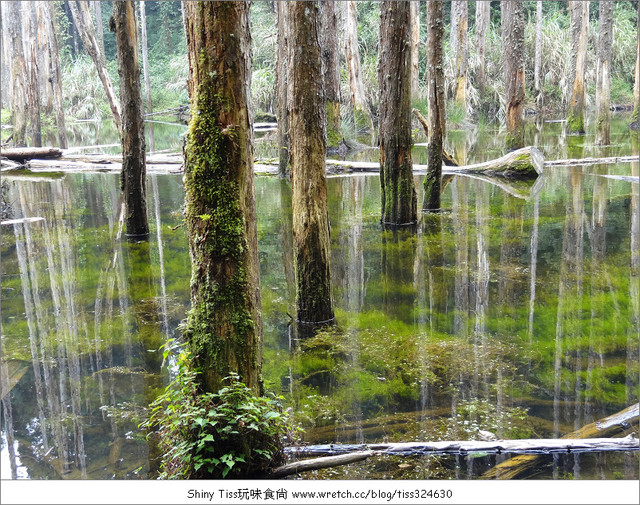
xmin=423 ymin=0 xmax=445 ymax=212
xmin=182 ymin=1 xmax=262 ymax=395
xmin=111 ymin=1 xmax=149 ymax=238
xmin=632 ymin=2 xmax=640 ymax=126
xmin=567 ymin=1 xmax=589 ymax=134
xmin=6 ymin=1 xmax=27 ymax=146
xmin=475 ymin=0 xmax=490 ymax=93
xmin=379 ymin=1 xmax=417 ymax=225
xmin=452 ymin=0 xmax=468 ymax=114
xmin=595 ymin=1 xmax=614 ymax=146
xmin=502 ymin=0 xmax=525 ymax=150
xmin=288 ymin=1 xmax=335 ymax=330
xmin=276 ymin=1 xmax=290 ymax=177
xmin=345 ymin=0 xmax=373 ymax=132
xmin=320 ymin=1 xmax=343 ymax=151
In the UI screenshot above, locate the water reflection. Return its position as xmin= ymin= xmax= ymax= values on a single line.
xmin=1 ymin=116 xmax=638 ymax=480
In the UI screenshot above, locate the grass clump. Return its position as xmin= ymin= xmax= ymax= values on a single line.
xmin=143 ymin=342 xmax=293 ymax=479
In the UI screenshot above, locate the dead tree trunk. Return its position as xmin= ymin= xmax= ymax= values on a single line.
xmin=534 ymin=1 xmax=543 ymax=107
xmin=345 ymin=1 xmax=373 ymax=132
xmin=423 ymin=1 xmax=445 ymax=211
xmin=288 ymin=0 xmax=335 ymax=332
xmin=44 ymin=2 xmax=68 ymax=148
xmin=69 ymin=0 xmax=122 ymax=132
xmin=567 ymin=1 xmax=589 ymax=134
xmin=410 ymin=0 xmax=420 ymax=100
xmin=595 ymin=1 xmax=614 ymax=145
xmin=276 ymin=1 xmax=290 ymax=176
xmin=6 ymin=1 xmax=28 ymax=146
xmin=452 ymin=0 xmax=468 ymax=113
xmin=475 ymin=0 xmax=490 ymax=92
xmin=111 ymin=1 xmax=149 ymax=238
xmin=182 ymin=1 xmax=262 ymax=395
xmin=319 ymin=1 xmax=342 ymax=151
xmin=93 ymin=1 xmax=105 ymax=67
xmin=379 ymin=1 xmax=417 ymax=225
xmin=36 ymin=1 xmax=54 ymax=116
xmin=502 ymin=0 xmax=525 ymax=150
xmin=25 ymin=4 xmax=42 ymax=147
xmin=139 ymin=1 xmax=152 ymax=114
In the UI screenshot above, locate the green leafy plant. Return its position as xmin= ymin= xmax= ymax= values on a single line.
xmin=142 ymin=341 xmax=293 ymax=479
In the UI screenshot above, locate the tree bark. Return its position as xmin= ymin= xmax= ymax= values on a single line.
xmin=45 ymin=2 xmax=68 ymax=148
xmin=452 ymin=0 xmax=468 ymax=113
xmin=288 ymin=0 xmax=335 ymax=331
xmin=410 ymin=1 xmax=420 ymax=100
xmin=36 ymin=2 xmax=54 ymax=116
xmin=595 ymin=1 xmax=614 ymax=145
xmin=69 ymin=0 xmax=122 ymax=132
xmin=320 ymin=1 xmax=342 ymax=150
xmin=24 ymin=4 xmax=42 ymax=147
xmin=276 ymin=1 xmax=290 ymax=176
xmin=423 ymin=1 xmax=445 ymax=211
xmin=6 ymin=1 xmax=28 ymax=146
xmin=111 ymin=1 xmax=149 ymax=238
xmin=182 ymin=1 xmax=262 ymax=395
xmin=534 ymin=1 xmax=543 ymax=107
xmin=567 ymin=1 xmax=589 ymax=134
xmin=379 ymin=1 xmax=417 ymax=225
xmin=475 ymin=0 xmax=490 ymax=92
xmin=139 ymin=1 xmax=152 ymax=114
xmin=345 ymin=1 xmax=373 ymax=132
xmin=502 ymin=0 xmax=525 ymax=150
xmin=93 ymin=1 xmax=105 ymax=68
xmin=631 ymin=1 xmax=640 ymax=126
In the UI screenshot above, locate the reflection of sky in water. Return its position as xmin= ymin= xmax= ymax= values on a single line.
xmin=0 ymin=115 xmax=638 ymax=480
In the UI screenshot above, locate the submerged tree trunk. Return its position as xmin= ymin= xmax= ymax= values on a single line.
xmin=410 ymin=1 xmax=420 ymax=100
xmin=475 ymin=0 xmax=490 ymax=92
xmin=595 ymin=1 xmax=614 ymax=145
xmin=139 ymin=1 xmax=152 ymax=114
xmin=69 ymin=0 xmax=122 ymax=132
xmin=567 ymin=1 xmax=589 ymax=134
xmin=345 ymin=1 xmax=373 ymax=132
xmin=379 ymin=1 xmax=416 ymax=225
xmin=276 ymin=1 xmax=290 ymax=176
xmin=183 ymin=1 xmax=262 ymax=394
xmin=320 ymin=1 xmax=342 ymax=150
xmin=534 ymin=1 xmax=543 ymax=107
xmin=288 ymin=0 xmax=335 ymax=330
xmin=502 ymin=0 xmax=525 ymax=150
xmin=423 ymin=0 xmax=445 ymax=211
xmin=452 ymin=0 xmax=468 ymax=113
xmin=111 ymin=1 xmax=149 ymax=238
xmin=6 ymin=1 xmax=27 ymax=146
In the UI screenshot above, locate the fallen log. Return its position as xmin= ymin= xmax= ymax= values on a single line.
xmin=0 ymin=147 xmax=62 ymax=161
xmin=267 ymin=451 xmax=374 ymax=479
xmin=480 ymin=403 xmax=639 ymax=480
xmin=544 ymin=154 xmax=638 ymax=167
xmin=441 ymin=146 xmax=544 ymax=178
xmin=285 ymin=436 xmax=638 ymax=458
xmin=412 ymin=108 xmax=459 ymax=166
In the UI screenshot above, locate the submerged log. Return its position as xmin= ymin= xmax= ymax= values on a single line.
xmin=412 ymin=108 xmax=459 ymax=166
xmin=268 ymin=451 xmax=374 ymax=479
xmin=545 ymin=154 xmax=639 ymax=167
xmin=480 ymin=403 xmax=639 ymax=480
xmin=285 ymin=436 xmax=638 ymax=458
xmin=0 ymin=147 xmax=62 ymax=161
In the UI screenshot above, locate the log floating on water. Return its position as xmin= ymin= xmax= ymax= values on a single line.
xmin=267 ymin=451 xmax=374 ymax=479
xmin=0 ymin=147 xmax=63 ymax=161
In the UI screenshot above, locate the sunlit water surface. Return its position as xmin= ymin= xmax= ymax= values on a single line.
xmin=1 ymin=116 xmax=638 ymax=479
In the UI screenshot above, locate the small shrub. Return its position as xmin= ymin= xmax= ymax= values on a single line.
xmin=142 ymin=342 xmax=292 ymax=479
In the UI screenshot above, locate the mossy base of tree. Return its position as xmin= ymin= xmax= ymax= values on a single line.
xmin=566 ymin=111 xmax=585 ymax=134
xmin=326 ymin=101 xmax=342 ymax=149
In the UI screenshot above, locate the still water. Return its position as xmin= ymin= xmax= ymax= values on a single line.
xmin=1 ymin=117 xmax=638 ymax=479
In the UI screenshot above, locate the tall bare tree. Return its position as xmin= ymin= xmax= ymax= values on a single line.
xmin=452 ymin=0 xmax=468 ymax=113
xmin=276 ymin=1 xmax=290 ymax=176
xmin=502 ymin=0 xmax=525 ymax=150
xmin=139 ymin=1 xmax=152 ymax=113
xmin=24 ymin=5 xmax=42 ymax=146
xmin=320 ymin=1 xmax=342 ymax=150
xmin=6 ymin=1 xmax=28 ymax=146
xmin=567 ymin=1 xmax=589 ymax=134
xmin=534 ymin=1 xmax=543 ymax=107
xmin=423 ymin=0 xmax=445 ymax=211
xmin=93 ymin=1 xmax=105 ymax=67
xmin=44 ymin=2 xmax=68 ymax=148
xmin=379 ymin=1 xmax=416 ymax=225
xmin=288 ymin=0 xmax=335 ymax=332
xmin=475 ymin=0 xmax=490 ymax=92
xmin=345 ymin=0 xmax=373 ymax=131
xmin=69 ymin=0 xmax=122 ymax=132
xmin=410 ymin=0 xmax=420 ymax=100
xmin=182 ymin=1 xmax=262 ymax=394
xmin=111 ymin=1 xmax=149 ymax=237
xmin=595 ymin=1 xmax=614 ymax=145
